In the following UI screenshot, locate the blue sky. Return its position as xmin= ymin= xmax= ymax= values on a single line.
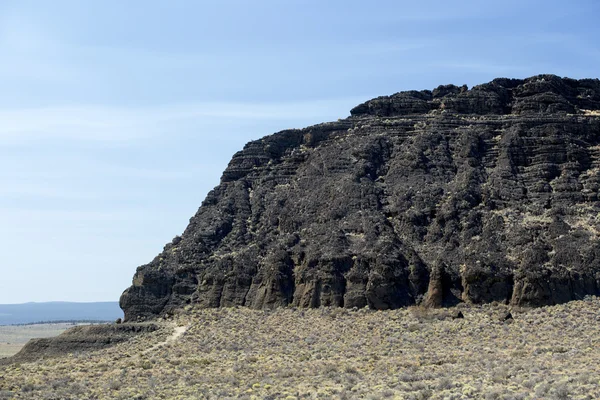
xmin=1 ymin=0 xmax=599 ymax=303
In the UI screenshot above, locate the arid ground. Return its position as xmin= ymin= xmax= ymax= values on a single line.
xmin=0 ymin=324 xmax=74 ymax=358
xmin=1 ymin=299 xmax=600 ymax=399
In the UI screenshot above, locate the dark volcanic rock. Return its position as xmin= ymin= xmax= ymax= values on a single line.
xmin=451 ymin=310 xmax=465 ymax=319
xmin=120 ymin=74 xmax=600 ymax=321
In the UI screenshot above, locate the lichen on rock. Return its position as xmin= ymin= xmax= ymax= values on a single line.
xmin=120 ymin=74 xmax=600 ymax=321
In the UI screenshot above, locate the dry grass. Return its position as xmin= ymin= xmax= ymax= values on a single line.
xmin=0 ymin=323 xmax=75 ymax=358
xmin=582 ymin=109 xmax=600 ymax=116
xmin=1 ymin=300 xmax=600 ymax=399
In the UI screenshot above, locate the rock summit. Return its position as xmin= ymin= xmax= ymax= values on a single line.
xmin=121 ymin=75 xmax=600 ymax=320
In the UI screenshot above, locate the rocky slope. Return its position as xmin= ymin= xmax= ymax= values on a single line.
xmin=120 ymin=74 xmax=600 ymax=321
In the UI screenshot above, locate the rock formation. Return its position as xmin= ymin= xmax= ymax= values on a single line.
xmin=120 ymin=74 xmax=600 ymax=321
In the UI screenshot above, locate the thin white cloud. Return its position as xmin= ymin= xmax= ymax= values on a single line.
xmin=0 ymin=9 xmax=59 ymax=52
xmin=349 ymin=40 xmax=437 ymax=56
xmin=528 ymin=33 xmax=600 ymax=64
xmin=430 ymin=62 xmax=530 ymax=75
xmin=0 ymin=207 xmax=152 ymax=224
xmin=0 ymin=183 xmax=96 ymax=200
xmin=88 ymin=163 xmax=220 ymax=181
xmin=0 ymin=98 xmax=361 ymax=144
xmin=363 ymin=0 xmax=529 ymax=22
xmin=0 ymin=8 xmax=82 ymax=83
xmin=0 ymin=158 xmax=221 ymax=182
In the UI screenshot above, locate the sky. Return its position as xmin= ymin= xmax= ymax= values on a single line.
xmin=1 ymin=0 xmax=599 ymax=304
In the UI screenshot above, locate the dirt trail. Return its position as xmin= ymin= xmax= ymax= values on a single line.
xmin=143 ymin=324 xmax=188 ymax=355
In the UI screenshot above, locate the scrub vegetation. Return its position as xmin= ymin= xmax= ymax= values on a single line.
xmin=0 ymin=324 xmax=74 ymax=358
xmin=1 ymin=298 xmax=600 ymax=399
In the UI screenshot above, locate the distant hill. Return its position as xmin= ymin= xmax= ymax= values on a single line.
xmin=0 ymin=302 xmax=122 ymax=325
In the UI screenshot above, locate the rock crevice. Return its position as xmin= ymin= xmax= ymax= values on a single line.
xmin=120 ymin=75 xmax=600 ymax=320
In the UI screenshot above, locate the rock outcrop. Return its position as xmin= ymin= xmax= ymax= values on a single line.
xmin=120 ymin=74 xmax=600 ymax=321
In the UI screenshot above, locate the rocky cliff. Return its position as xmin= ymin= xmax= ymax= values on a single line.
xmin=120 ymin=75 xmax=600 ymax=321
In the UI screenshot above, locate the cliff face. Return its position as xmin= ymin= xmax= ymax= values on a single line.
xmin=120 ymin=75 xmax=600 ymax=321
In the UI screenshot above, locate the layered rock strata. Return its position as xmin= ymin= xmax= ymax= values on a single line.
xmin=121 ymin=75 xmax=600 ymax=320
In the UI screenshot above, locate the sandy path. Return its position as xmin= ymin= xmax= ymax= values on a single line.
xmin=143 ymin=324 xmax=188 ymax=355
